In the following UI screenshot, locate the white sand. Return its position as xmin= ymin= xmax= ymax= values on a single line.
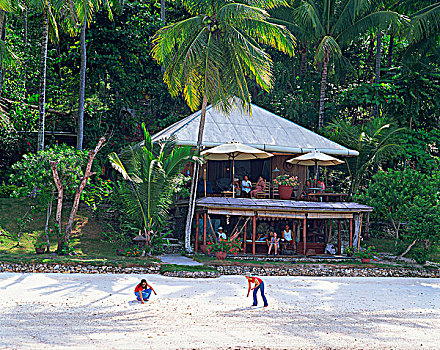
xmin=0 ymin=273 xmax=439 ymax=350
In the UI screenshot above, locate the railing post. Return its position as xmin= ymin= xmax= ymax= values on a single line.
xmin=252 ymin=215 xmax=256 ymax=256
xmin=195 ymin=213 xmax=199 ymax=252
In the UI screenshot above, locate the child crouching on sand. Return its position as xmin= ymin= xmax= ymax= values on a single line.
xmin=134 ymin=279 xmax=157 ymax=304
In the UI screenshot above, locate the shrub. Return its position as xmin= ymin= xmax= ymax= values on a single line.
xmin=0 ymin=182 xmax=19 ymax=198
xmin=125 ymin=246 xmax=142 ymax=257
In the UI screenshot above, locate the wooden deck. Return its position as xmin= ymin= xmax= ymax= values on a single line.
xmin=194 ymin=197 xmax=373 ymax=256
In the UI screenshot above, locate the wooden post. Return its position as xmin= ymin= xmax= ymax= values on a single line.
xmin=357 ymin=214 xmax=363 ymax=251
xmin=203 ymin=212 xmax=207 ymax=245
xmin=252 ymin=215 xmax=256 ymax=256
xmin=303 ymin=217 xmax=307 ymax=256
xmin=337 ymin=219 xmax=341 ymax=255
xmin=243 ymin=221 xmax=247 ymax=254
xmin=195 ymin=213 xmax=199 ymax=252
xmin=349 ymin=218 xmax=353 ymax=248
xmin=292 ymin=219 xmax=296 ymax=256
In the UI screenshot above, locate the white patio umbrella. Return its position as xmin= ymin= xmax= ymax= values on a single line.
xmin=201 ymin=141 xmax=273 ymax=198
xmin=287 ymin=150 xmax=344 ymax=184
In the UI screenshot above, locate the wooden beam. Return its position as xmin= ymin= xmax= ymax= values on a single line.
xmin=349 ymin=218 xmax=353 ymax=248
xmin=203 ymin=212 xmax=207 ymax=245
xmin=303 ymin=217 xmax=307 ymax=256
xmin=195 ymin=213 xmax=199 ymax=252
xmin=208 ymin=209 xmax=254 ymax=216
xmin=337 ymin=219 xmax=341 ymax=255
xmin=252 ymin=216 xmax=256 ymax=256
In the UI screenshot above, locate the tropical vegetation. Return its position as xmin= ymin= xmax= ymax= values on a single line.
xmin=0 ymin=0 xmax=439 ymax=262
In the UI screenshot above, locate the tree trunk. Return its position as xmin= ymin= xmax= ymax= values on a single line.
xmin=44 ymin=196 xmax=53 ymax=252
xmin=77 ymin=19 xmax=87 ymax=150
xmin=160 ymin=0 xmax=165 ymax=24
xmin=373 ymin=29 xmax=382 ymax=117
xmin=64 ymin=136 xmax=105 ymax=244
xmin=400 ymin=239 xmax=417 ymax=258
xmin=387 ymin=31 xmax=394 ymax=67
xmin=50 ymin=161 xmax=64 ymax=252
xmin=37 ymin=8 xmax=49 ymax=151
xmin=299 ymin=44 xmax=307 ymax=77
xmin=0 ymin=11 xmax=7 ymax=97
xmin=318 ymin=58 xmax=329 ymax=130
xmin=184 ymin=94 xmax=208 ymax=252
xmin=23 ymin=10 xmax=28 ymax=97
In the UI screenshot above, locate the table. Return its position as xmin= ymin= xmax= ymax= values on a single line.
xmin=308 ymin=193 xmax=348 ymax=202
xmin=221 ymin=191 xmax=235 ymax=197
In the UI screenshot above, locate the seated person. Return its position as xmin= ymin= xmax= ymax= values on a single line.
xmin=233 ymin=178 xmax=241 ymax=197
xmin=267 ymin=232 xmax=280 ymax=256
xmin=250 ymin=176 xmax=265 ymax=198
xmin=217 ymin=226 xmax=227 ymax=241
xmin=300 ymin=180 xmax=312 ymax=200
xmin=241 ymin=175 xmax=252 ymax=197
xmin=256 ymin=232 xmax=267 ymax=242
xmin=282 ymin=224 xmax=296 ymax=251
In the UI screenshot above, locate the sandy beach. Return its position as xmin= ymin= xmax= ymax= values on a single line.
xmin=0 ymin=273 xmax=439 ymax=349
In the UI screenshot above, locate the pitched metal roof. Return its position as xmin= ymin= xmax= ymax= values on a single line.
xmin=152 ymin=103 xmax=359 ymax=156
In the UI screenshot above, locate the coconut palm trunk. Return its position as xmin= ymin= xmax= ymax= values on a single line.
xmin=184 ymin=94 xmax=208 ymax=252
xmin=373 ymin=29 xmax=382 ymax=117
xmin=318 ymin=58 xmax=328 ymax=130
xmin=299 ymin=44 xmax=307 ymax=77
xmin=160 ymin=0 xmax=165 ymax=23
xmin=77 ymin=19 xmax=87 ymax=150
xmin=0 ymin=11 xmax=7 ymax=96
xmin=387 ymin=31 xmax=394 ymax=67
xmin=37 ymin=7 xmax=49 ymax=151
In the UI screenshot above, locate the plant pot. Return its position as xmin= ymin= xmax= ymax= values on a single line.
xmin=199 ymin=244 xmax=207 ymax=254
xmin=35 ymin=247 xmax=46 ymax=254
xmin=278 ymin=185 xmax=294 ymax=200
xmin=215 ymin=251 xmax=227 ymax=260
xmin=361 ymin=258 xmax=370 ymax=264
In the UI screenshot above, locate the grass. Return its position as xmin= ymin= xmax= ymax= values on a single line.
xmin=0 ymin=197 xmax=159 ymax=267
xmin=160 ymin=264 xmax=218 ymax=274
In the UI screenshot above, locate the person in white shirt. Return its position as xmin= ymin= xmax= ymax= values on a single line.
xmin=241 ymin=175 xmax=252 ymax=197
xmin=282 ymin=224 xmax=295 ymax=251
xmin=217 ymin=227 xmax=227 ymax=241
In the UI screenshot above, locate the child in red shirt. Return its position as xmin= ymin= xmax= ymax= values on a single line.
xmin=134 ymin=279 xmax=157 ymax=303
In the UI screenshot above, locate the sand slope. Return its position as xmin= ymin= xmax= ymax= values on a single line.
xmin=0 ymin=273 xmax=439 ymax=349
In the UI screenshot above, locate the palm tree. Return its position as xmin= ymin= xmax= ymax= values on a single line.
xmin=108 ymin=123 xmax=200 ymax=252
xmin=274 ymin=0 xmax=406 ymax=129
xmin=326 ymin=116 xmax=405 ymax=198
xmin=151 ymin=0 xmax=295 ymax=252
xmin=32 ymin=0 xmax=74 ymax=151
xmin=75 ymin=0 xmax=113 ymax=150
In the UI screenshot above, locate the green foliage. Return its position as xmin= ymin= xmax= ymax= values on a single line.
xmin=151 ymin=0 xmax=295 ymax=114
xmin=81 ymin=177 xmax=113 ymax=211
xmin=11 ymin=144 xmax=89 ymax=202
xmin=0 ymin=182 xmax=19 ymax=198
xmin=108 ymin=123 xmax=199 ymax=248
xmin=343 ymin=246 xmax=354 ymax=256
xmin=327 ymin=116 xmax=405 ymax=196
xmin=359 ymin=169 xmax=440 ymax=258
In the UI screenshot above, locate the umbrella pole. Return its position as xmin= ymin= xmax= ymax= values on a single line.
xmin=204 ymin=166 xmax=207 ymax=197
xmin=232 ymin=157 xmax=235 ymax=198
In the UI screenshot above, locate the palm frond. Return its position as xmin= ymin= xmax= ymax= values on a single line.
xmin=408 ymin=2 xmax=440 ymax=42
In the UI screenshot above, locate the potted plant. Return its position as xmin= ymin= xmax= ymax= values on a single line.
xmin=343 ymin=246 xmax=355 ymax=257
xmin=274 ymin=174 xmax=300 ymax=200
xmin=34 ymin=242 xmax=46 ymax=254
xmin=354 ymin=246 xmax=376 ymax=263
xmin=206 ymin=239 xmax=242 ymax=260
